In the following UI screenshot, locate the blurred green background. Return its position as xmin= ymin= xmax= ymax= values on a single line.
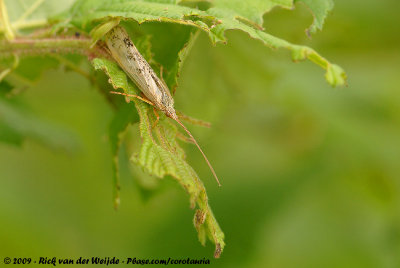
xmin=1 ymin=0 xmax=400 ymax=267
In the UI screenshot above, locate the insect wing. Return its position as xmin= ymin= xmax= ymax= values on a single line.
xmin=105 ymin=27 xmax=161 ymax=105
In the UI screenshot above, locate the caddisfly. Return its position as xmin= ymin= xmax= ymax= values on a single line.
xmin=105 ymin=26 xmax=221 ymax=186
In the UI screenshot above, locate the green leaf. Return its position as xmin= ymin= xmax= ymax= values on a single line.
xmin=211 ymin=0 xmax=292 ymax=28
xmin=136 ymin=23 xmax=199 ymax=94
xmin=164 ymin=29 xmax=197 ymax=94
xmin=0 ymin=79 xmax=13 ymax=96
xmin=0 ymin=119 xmax=23 ymax=146
xmin=92 ymin=57 xmax=225 ymax=258
xmin=10 ymin=57 xmax=59 ymax=81
xmin=109 ymin=101 xmax=139 ymax=210
xmin=2 ymin=0 xmax=74 ymax=34
xmin=0 ymin=96 xmax=78 ymax=150
xmin=295 ymin=0 xmax=334 ymax=35
xmin=325 ymin=63 xmax=347 ymax=88
xmin=178 ymin=0 xmax=212 ymax=11
xmin=90 ymin=18 xmax=120 ymax=48
xmin=54 ymin=0 xmax=346 ymax=87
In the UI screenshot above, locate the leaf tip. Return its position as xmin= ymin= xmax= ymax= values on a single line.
xmin=194 ymin=209 xmax=207 ymax=228
xmin=325 ymin=64 xmax=347 ymax=87
xmin=214 ymin=243 xmax=222 ymax=258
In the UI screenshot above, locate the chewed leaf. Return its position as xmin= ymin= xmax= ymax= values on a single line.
xmin=54 ymin=0 xmax=346 ymax=87
xmin=295 ymin=0 xmax=334 ymax=35
xmin=92 ymin=57 xmax=225 ymax=258
xmin=109 ymin=101 xmax=139 ymax=210
xmin=165 ymin=29 xmax=199 ymax=94
xmin=210 ymin=0 xmax=293 ymax=27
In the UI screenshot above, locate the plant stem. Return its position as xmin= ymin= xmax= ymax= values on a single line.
xmin=0 ymin=0 xmax=15 ymax=40
xmin=0 ymin=37 xmax=99 ymax=58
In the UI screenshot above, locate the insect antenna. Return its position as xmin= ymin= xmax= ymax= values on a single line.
xmin=173 ymin=117 xmax=221 ymax=187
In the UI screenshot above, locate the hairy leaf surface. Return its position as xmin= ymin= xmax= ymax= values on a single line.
xmin=92 ymin=57 xmax=225 ymax=258
xmin=296 ymin=0 xmax=334 ymax=35
xmin=55 ymin=0 xmax=346 ymax=87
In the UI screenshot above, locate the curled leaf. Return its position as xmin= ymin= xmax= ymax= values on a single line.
xmin=92 ymin=57 xmax=225 ymax=257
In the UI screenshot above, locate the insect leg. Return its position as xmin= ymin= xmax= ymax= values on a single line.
xmin=110 ymin=91 xmax=155 ymax=106
xmin=152 ymin=107 xmax=160 ymax=129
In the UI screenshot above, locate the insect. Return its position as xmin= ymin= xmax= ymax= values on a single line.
xmin=105 ymin=26 xmax=221 ymax=186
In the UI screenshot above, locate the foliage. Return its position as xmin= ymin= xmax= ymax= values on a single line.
xmin=0 ymin=0 xmax=345 ymax=257
xmin=57 ymin=0 xmax=346 ymax=87
xmin=93 ymin=57 xmax=224 ymax=257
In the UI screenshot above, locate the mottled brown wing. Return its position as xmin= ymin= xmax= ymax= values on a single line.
xmin=105 ymin=26 xmax=163 ymax=107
